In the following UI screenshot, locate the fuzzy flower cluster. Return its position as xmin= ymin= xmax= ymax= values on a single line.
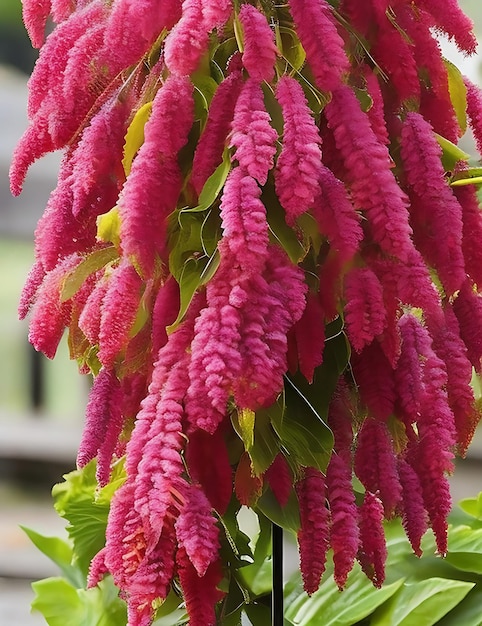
xmin=12 ymin=0 xmax=482 ymax=622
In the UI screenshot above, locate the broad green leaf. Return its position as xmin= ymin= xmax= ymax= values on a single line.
xmin=437 ymin=589 xmax=482 ymax=626
xmin=458 ymin=492 xmax=482 ymax=520
xmin=152 ymin=588 xmax=187 ymax=625
xmin=237 ymin=514 xmax=273 ymax=597
xmin=262 ymin=184 xmax=307 ymax=264
xmin=192 ymin=74 xmax=219 ymax=110
xmin=61 ymin=247 xmax=118 ymax=302
xmin=181 ymin=151 xmax=231 ymax=214
xmin=370 ymin=578 xmax=474 ymax=626
xmin=244 ymin=602 xmax=272 ymax=624
xmin=285 ymin=566 xmax=404 ymax=626
xmin=278 ymin=26 xmax=306 ymax=71
xmin=249 ymin=410 xmax=280 ymax=476
xmin=97 ymin=207 xmax=121 ymax=247
xmin=168 ymin=251 xmax=220 ymax=331
xmin=21 ymin=527 xmax=83 ymax=588
xmin=434 ymin=133 xmax=470 ymax=170
xmin=122 ymin=102 xmax=153 ymax=175
xmin=444 ymin=525 xmax=482 ymax=574
xmin=257 ymin=488 xmax=300 ymax=535
xmin=274 ymin=375 xmax=333 ymax=473
xmin=444 ymin=58 xmax=467 ymax=133
xmin=232 ymin=408 xmax=256 ymax=451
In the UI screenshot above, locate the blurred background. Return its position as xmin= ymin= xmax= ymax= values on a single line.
xmin=1 ymin=1 xmax=482 ymax=624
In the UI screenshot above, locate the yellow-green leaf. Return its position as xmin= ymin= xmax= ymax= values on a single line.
xmin=61 ymin=246 xmax=118 ymax=302
xmin=96 ymin=207 xmax=121 ymax=247
xmin=122 ymin=102 xmax=153 ymax=175
xmin=444 ymin=58 xmax=467 ymax=134
xmin=233 ymin=408 xmax=256 ymax=451
xmin=434 ymin=133 xmax=470 ymax=170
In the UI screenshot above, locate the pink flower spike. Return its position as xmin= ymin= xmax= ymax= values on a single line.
xmin=51 ymin=0 xmax=75 ymax=23
xmin=357 ymin=491 xmax=387 ymax=588
xmin=98 ymin=262 xmax=143 ymax=369
xmin=239 ymin=4 xmax=277 ymax=83
xmin=453 ymin=280 xmax=482 ymax=372
xmin=164 ymin=0 xmax=209 ymax=76
xmin=419 ymin=0 xmax=477 ymax=54
xmin=201 ymin=0 xmax=232 ymax=30
xmin=265 ymin=453 xmax=292 ymax=507
xmin=288 ymin=0 xmax=349 ymax=92
xmin=191 ymin=70 xmax=243 ymax=196
xmin=296 ymin=468 xmax=330 ymax=595
xmin=457 ymin=185 xmax=482 ymax=287
xmin=229 ymin=79 xmax=278 ymax=186
xmin=22 ymin=0 xmax=51 ymax=48
xmin=326 ymin=453 xmax=359 ymax=589
xmin=351 ymin=342 xmax=396 ymax=421
xmin=28 ymin=254 xmax=81 ymax=359
xmin=274 ymin=76 xmax=323 ymax=224
xmin=344 ymin=267 xmax=387 ymax=353
xmin=18 ymin=261 xmax=46 ymax=321
xmin=292 ymin=293 xmax=325 ymax=383
xmin=397 ymin=458 xmax=428 ymax=557
xmin=464 ymin=78 xmax=482 ymax=157
xmin=175 ymin=484 xmax=220 ymax=576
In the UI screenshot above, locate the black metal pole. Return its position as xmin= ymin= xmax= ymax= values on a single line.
xmin=272 ymin=522 xmax=283 ymax=626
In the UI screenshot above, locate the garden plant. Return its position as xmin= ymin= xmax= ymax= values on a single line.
xmin=10 ymin=0 xmax=482 ymax=624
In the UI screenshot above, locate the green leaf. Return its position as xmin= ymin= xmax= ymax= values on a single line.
xmin=444 ymin=525 xmax=482 ymax=574
xmin=437 ymin=589 xmax=482 ymax=626
xmin=168 ymin=251 xmax=220 ymax=331
xmin=250 ymin=410 xmax=281 ymax=476
xmin=244 ymin=602 xmax=272 ymax=625
xmin=458 ymin=492 xmax=482 ymax=520
xmin=182 ymin=151 xmax=231 ymax=214
xmin=96 ymin=207 xmax=122 ymax=247
xmin=273 ymin=375 xmax=333 ymax=473
xmin=152 ymin=588 xmax=188 ymax=625
xmin=444 ymin=58 xmax=467 ymax=134
xmin=237 ymin=514 xmax=273 ymax=597
xmin=285 ymin=567 xmax=404 ymax=625
xmin=262 ymin=184 xmax=307 ymax=264
xmin=451 ymin=175 xmax=482 ymax=187
xmin=434 ymin=133 xmax=470 ymax=170
xmin=277 ymin=26 xmax=306 ymax=71
xmin=21 ymin=527 xmax=83 ymax=588
xmin=61 ymin=247 xmax=119 ymax=302
xmin=122 ymin=102 xmax=153 ymax=175
xmin=370 ymin=578 xmax=474 ymax=626
xmin=232 ymin=408 xmax=256 ymax=451
xmin=257 ymin=488 xmax=300 ymax=535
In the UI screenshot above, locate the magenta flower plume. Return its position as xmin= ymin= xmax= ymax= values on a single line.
xmin=327 ymin=380 xmax=354 ymax=457
xmin=326 ymin=454 xmax=359 ymax=589
xmin=175 ymin=484 xmax=220 ymax=576
xmin=352 ymin=342 xmax=396 ymax=421
xmin=457 ymin=185 xmax=482 ymax=287
xmin=176 ymin=549 xmax=223 ymax=626
xmin=78 ymin=278 xmax=109 ymax=345
xmin=288 ymin=0 xmax=349 ymax=92
xmin=119 ymin=75 xmax=194 ymax=275
xmin=229 ymin=79 xmax=278 ymax=186
xmin=219 ymin=169 xmax=269 ymax=274
xmin=453 ymin=280 xmax=482 ymax=372
xmin=22 ymin=0 xmax=51 ymax=48
xmin=363 ymin=66 xmax=389 ymax=145
xmin=164 ymin=0 xmax=209 ymax=76
xmin=50 ymin=0 xmax=75 ymax=23
xmin=354 ymin=418 xmax=402 ymax=516
xmin=292 ymin=293 xmax=325 ymax=383
xmin=296 ymin=468 xmax=330 ymax=595
xmin=28 ymin=254 xmax=81 ymax=359
xmin=202 ymin=0 xmax=232 ymax=29
xmin=97 ymin=262 xmax=143 ymax=369
xmin=357 ymin=491 xmax=387 ymax=588
xmin=185 ymin=428 xmax=233 ymax=514
xmin=418 ymin=0 xmax=477 ymax=54
xmin=265 ymin=453 xmax=292 ymax=507
xmin=344 ymin=267 xmax=387 ymax=353
xmin=397 ymin=458 xmax=428 ymax=557
xmin=400 ymin=112 xmax=465 ymax=295
xmin=325 ymin=85 xmax=414 ymax=261
xmin=312 ymin=164 xmax=363 ymax=263
xmin=274 ymin=76 xmax=323 ymax=225
xmin=464 ymin=78 xmax=482 ymax=156
xmin=77 ymin=368 xmax=124 ymax=485
xmin=150 ymin=277 xmax=180 ymax=357
xmin=191 ymin=69 xmax=243 ymax=196
xmin=239 ymin=4 xmax=277 ymax=83
xmin=18 ymin=261 xmax=46 ymax=321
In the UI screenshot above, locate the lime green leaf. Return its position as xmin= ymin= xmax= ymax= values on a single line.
xmin=249 ymin=409 xmax=281 ymax=476
xmin=232 ymin=408 xmax=256 ymax=450
xmin=285 ymin=566 xmax=404 ymax=626
xmin=168 ymin=251 xmax=220 ymax=331
xmin=122 ymin=102 xmax=153 ymax=175
xmin=97 ymin=207 xmax=121 ymax=247
xmin=371 ymin=578 xmax=473 ymax=626
xmin=278 ymin=26 xmax=306 ymax=72
xmin=31 ymin=577 xmax=85 ymax=626
xmin=21 ymin=527 xmax=83 ymax=588
xmin=152 ymin=588 xmax=187 ymax=625
xmin=61 ymin=247 xmax=118 ymax=302
xmin=437 ymin=589 xmax=482 ymax=626
xmin=183 ymin=151 xmax=231 ymax=214
xmin=192 ymin=74 xmax=219 ymax=109
xmin=458 ymin=492 xmax=482 ymax=520
xmin=451 ymin=175 xmax=482 ymax=187
xmin=444 ymin=58 xmax=467 ymax=134
xmin=237 ymin=513 xmax=273 ymax=597
xmin=444 ymin=525 xmax=482 ymax=574
xmin=434 ymin=133 xmax=470 ymax=170
xmin=257 ymin=488 xmax=300 ymax=535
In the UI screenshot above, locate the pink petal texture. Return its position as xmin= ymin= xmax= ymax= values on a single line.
xmin=191 ymin=69 xmax=243 ymax=196
xmin=275 ymin=76 xmax=323 ymax=224
xmin=457 ymin=185 xmax=482 ymax=287
xmin=357 ymin=491 xmax=387 ymax=588
xmin=362 ymin=65 xmax=390 ymax=146
xmin=229 ymin=79 xmax=278 ymax=186
xmin=325 ymin=85 xmax=414 ymax=261
xmin=397 ymin=458 xmax=428 ymax=557
xmin=164 ymin=0 xmax=209 ymax=76
xmin=296 ymin=468 xmax=330 ymax=595
xmin=292 ymin=293 xmax=325 ymax=383
xmin=239 ymin=4 xmax=277 ymax=83
xmin=464 ymin=77 xmax=482 ymax=156
xmin=175 ymin=484 xmax=220 ymax=576
xmin=118 ymin=75 xmax=194 ymax=275
xmin=50 ymin=0 xmax=75 ymax=22
xmin=327 ymin=381 xmax=354 ymax=457
xmin=98 ymin=262 xmax=143 ymax=368
xmin=18 ymin=261 xmax=46 ymax=321
xmin=265 ymin=453 xmax=292 ymax=507
xmin=78 ymin=277 xmax=109 ymax=345
xmin=351 ymin=342 xmax=396 ymax=421
xmin=418 ymin=0 xmax=477 ymax=54
xmin=453 ymin=280 xmax=482 ymax=371
xmin=326 ymin=454 xmax=359 ymax=589
xmin=22 ymin=0 xmax=52 ymax=48
xmin=354 ymin=418 xmax=402 ymax=516
xmin=344 ymin=267 xmax=387 ymax=353
xmin=400 ymin=112 xmax=465 ymax=295
xmin=288 ymin=0 xmax=349 ymax=92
